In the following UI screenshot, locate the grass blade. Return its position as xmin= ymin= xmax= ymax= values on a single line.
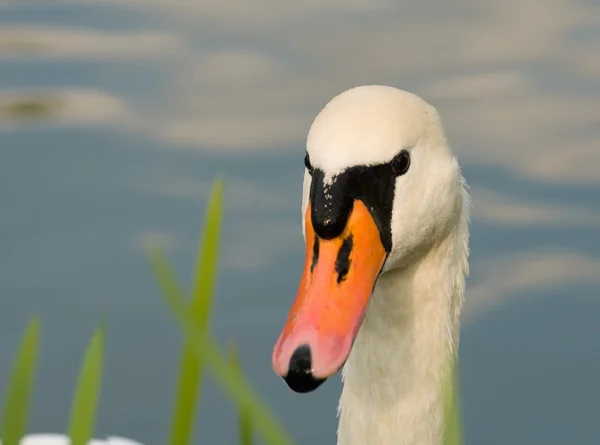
xmin=228 ymin=343 xmax=253 ymax=445
xmin=1 ymin=316 xmax=40 ymax=445
xmin=146 ymin=246 xmax=295 ymax=445
xmin=67 ymin=322 xmax=105 ymax=445
xmin=443 ymin=358 xmax=463 ymax=445
xmin=169 ymin=178 xmax=224 ymax=445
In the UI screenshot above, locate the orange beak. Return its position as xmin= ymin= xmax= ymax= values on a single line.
xmin=272 ymin=200 xmax=387 ymax=392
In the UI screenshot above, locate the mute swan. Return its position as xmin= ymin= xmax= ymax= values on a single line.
xmin=0 ymin=435 xmax=144 ymax=445
xmin=272 ymin=85 xmax=470 ymax=445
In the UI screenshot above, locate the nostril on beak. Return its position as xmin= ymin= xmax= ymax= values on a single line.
xmin=283 ymin=344 xmax=327 ymax=393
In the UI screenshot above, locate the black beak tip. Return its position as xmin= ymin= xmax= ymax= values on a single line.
xmin=282 ymin=344 xmax=327 ymax=394
xmin=283 ymin=373 xmax=327 ymax=393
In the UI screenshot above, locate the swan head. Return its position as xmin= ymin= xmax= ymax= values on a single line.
xmin=272 ymin=85 xmax=465 ymax=393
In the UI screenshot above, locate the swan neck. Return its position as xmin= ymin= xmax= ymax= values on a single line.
xmin=337 ymin=223 xmax=467 ymax=445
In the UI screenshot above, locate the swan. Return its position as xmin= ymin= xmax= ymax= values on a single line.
xmin=272 ymin=85 xmax=470 ymax=445
xmin=0 ymin=435 xmax=144 ymax=445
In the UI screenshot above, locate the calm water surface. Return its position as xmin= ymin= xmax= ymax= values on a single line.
xmin=1 ymin=2 xmax=599 ymax=444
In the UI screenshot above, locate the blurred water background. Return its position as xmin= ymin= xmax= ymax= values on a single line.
xmin=1 ymin=1 xmax=599 ymax=444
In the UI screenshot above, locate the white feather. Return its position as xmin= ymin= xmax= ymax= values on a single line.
xmin=0 ymin=435 xmax=145 ymax=445
xmin=301 ymin=85 xmax=471 ymax=445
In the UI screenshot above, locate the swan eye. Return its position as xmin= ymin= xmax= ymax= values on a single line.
xmin=304 ymin=152 xmax=314 ymax=174
xmin=391 ymin=150 xmax=410 ymax=176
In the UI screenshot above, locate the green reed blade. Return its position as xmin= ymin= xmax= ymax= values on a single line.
xmin=169 ymin=178 xmax=224 ymax=445
xmin=443 ymin=358 xmax=463 ymax=445
xmin=146 ymin=246 xmax=296 ymax=445
xmin=228 ymin=343 xmax=253 ymax=445
xmin=67 ymin=322 xmax=105 ymax=445
xmin=1 ymin=316 xmax=40 ymax=445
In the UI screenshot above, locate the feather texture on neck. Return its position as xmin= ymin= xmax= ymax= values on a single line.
xmin=337 ymin=186 xmax=470 ymax=445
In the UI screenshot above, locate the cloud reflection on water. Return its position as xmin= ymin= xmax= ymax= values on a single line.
xmin=2 ymin=0 xmax=599 ymax=325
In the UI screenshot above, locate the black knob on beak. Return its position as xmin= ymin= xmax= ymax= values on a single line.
xmin=283 ymin=344 xmax=326 ymax=393
xmin=310 ymin=170 xmax=354 ymax=240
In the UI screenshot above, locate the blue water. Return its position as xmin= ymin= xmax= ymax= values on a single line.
xmin=1 ymin=1 xmax=599 ymax=444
